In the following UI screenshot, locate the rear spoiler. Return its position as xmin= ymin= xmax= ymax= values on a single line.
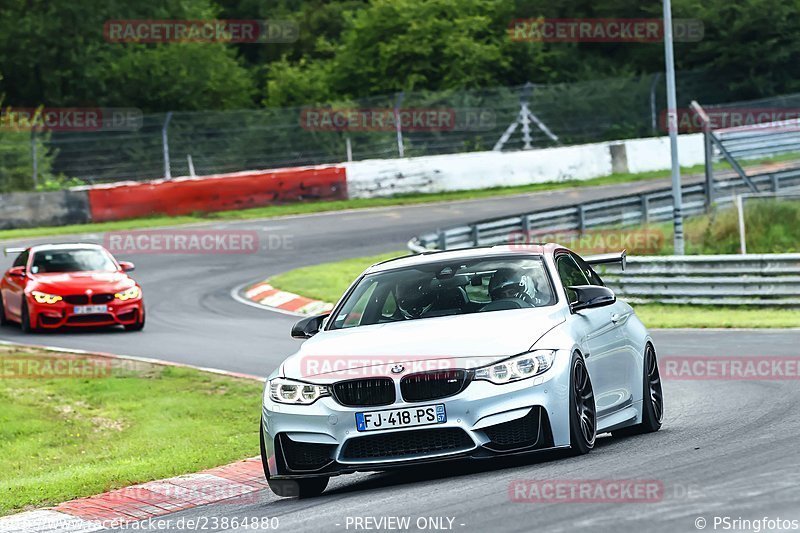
xmin=3 ymin=247 xmax=26 ymax=257
xmin=586 ymin=250 xmax=626 ymax=271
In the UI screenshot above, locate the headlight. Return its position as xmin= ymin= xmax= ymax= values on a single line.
xmin=473 ymin=350 xmax=556 ymax=384
xmin=114 ymin=286 xmax=141 ymax=301
xmin=268 ymin=378 xmax=330 ymax=405
xmin=32 ymin=291 xmax=62 ymax=304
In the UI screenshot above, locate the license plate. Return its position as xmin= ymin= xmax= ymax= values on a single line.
xmin=355 ymin=404 xmax=446 ymax=432
xmin=73 ymin=305 xmax=108 ymax=314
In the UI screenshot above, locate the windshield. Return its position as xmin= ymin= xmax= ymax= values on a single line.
xmin=30 ymin=249 xmax=118 ymax=274
xmin=329 ymin=256 xmax=555 ymax=330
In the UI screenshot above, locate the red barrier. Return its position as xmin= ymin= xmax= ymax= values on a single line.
xmin=86 ymin=165 xmax=347 ymax=222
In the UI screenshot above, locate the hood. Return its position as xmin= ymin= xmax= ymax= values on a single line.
xmin=282 ymin=307 xmax=565 ymax=380
xmin=31 ymin=271 xmax=135 ymax=294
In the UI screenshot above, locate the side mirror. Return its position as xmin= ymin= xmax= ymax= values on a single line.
xmin=8 ymin=266 xmax=26 ymax=278
xmin=291 ymin=313 xmax=330 ymax=339
xmin=567 ymin=285 xmax=616 ymax=313
xmin=118 ymin=261 xmax=135 ymax=272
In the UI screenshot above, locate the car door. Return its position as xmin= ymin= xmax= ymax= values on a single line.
xmin=571 ymin=252 xmax=636 ymax=415
xmin=555 ymin=252 xmax=620 ymax=418
xmin=2 ymin=250 xmax=29 ymax=318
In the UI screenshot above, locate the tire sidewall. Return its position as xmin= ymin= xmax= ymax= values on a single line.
xmin=568 ymin=351 xmax=596 ymax=454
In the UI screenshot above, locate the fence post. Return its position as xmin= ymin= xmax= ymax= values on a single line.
xmin=471 ymin=225 xmax=480 ymax=246
xmin=771 ymin=173 xmax=779 ymax=192
xmin=345 ymin=136 xmax=353 ymax=162
xmin=162 ymin=112 xmax=173 ymax=180
xmin=691 ymin=101 xmax=715 ymax=211
xmin=641 ymin=195 xmax=649 ymax=224
xmin=30 ymin=129 xmax=39 ymax=189
xmin=577 ymin=205 xmax=586 ymax=233
xmin=437 ymin=230 xmax=447 ymax=251
xmin=394 ymin=92 xmax=404 ymax=158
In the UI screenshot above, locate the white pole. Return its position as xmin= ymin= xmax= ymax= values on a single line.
xmin=162 ymin=112 xmax=173 ymax=180
xmin=736 ymin=195 xmax=747 ymax=254
xmin=663 ymin=0 xmax=685 ymax=255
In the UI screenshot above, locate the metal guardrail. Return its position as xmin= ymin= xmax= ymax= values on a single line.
xmin=408 ymin=167 xmax=800 ymax=253
xmin=596 ymin=254 xmax=800 ymax=306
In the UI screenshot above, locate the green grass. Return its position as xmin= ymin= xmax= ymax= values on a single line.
xmin=635 ymin=305 xmax=799 ymax=328
xmin=0 ymin=346 xmax=262 ymax=516
xmin=2 ymin=155 xmax=787 ymax=242
xmin=269 ymin=251 xmax=404 ymax=304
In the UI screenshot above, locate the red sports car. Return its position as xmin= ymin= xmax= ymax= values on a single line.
xmin=0 ymin=243 xmax=145 ymax=333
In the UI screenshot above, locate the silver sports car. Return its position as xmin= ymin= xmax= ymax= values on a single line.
xmin=260 ymin=244 xmax=664 ymax=497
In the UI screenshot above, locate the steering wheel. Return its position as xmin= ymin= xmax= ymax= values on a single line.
xmin=479 ymin=297 xmax=533 ymax=312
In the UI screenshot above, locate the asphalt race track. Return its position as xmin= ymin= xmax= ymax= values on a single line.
xmin=2 ymin=178 xmax=799 ymax=532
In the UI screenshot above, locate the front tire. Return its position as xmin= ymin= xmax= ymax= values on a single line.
xmin=613 ymin=343 xmax=663 ymax=436
xmin=567 ymin=352 xmax=596 ymax=455
xmin=0 ymin=293 xmax=8 ymax=326
xmin=259 ymin=419 xmax=329 ymax=498
xmin=20 ymin=302 xmax=38 ymax=333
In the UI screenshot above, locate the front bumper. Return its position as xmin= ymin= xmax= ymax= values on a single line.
xmin=30 ymin=298 xmax=144 ymax=329
xmin=261 ymin=351 xmax=573 ymax=479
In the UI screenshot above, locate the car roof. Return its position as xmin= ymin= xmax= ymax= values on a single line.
xmin=366 ymin=243 xmax=563 ymax=273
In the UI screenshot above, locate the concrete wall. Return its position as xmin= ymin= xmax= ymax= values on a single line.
xmin=0 ymin=133 xmax=705 ymax=229
xmin=0 ymin=190 xmax=90 ymax=230
xmin=346 ymin=133 xmax=705 ymax=199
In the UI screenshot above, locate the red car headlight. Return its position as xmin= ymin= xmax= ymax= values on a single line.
xmin=114 ymin=286 xmax=141 ymax=301
xmin=32 ymin=291 xmax=63 ymax=304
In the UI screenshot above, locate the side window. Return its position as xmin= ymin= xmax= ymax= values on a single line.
xmin=12 ymin=251 xmax=28 ymax=268
xmin=572 ymin=254 xmax=604 ymax=286
xmin=556 ymin=254 xmax=589 ymax=300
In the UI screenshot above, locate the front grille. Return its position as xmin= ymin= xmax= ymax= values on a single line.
xmin=332 ymin=378 xmax=395 ymax=407
xmin=277 ymin=434 xmax=335 ymax=472
xmin=400 ymin=370 xmax=469 ymax=402
xmin=91 ymin=293 xmax=114 ymax=304
xmin=67 ymin=314 xmax=113 ymax=324
xmin=64 ymin=295 xmax=89 ymax=305
xmin=482 ymin=407 xmax=545 ymax=452
xmin=341 ymin=428 xmax=473 ymax=460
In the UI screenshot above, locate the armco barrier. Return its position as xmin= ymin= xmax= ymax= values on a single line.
xmin=596 ymin=254 xmax=800 ymax=306
xmin=409 ymin=167 xmax=800 ymax=252
xmin=85 ymin=165 xmax=346 ymax=222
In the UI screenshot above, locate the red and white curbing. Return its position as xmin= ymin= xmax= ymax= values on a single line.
xmin=0 ymin=457 xmax=267 ymax=532
xmin=243 ymin=281 xmax=333 ymax=316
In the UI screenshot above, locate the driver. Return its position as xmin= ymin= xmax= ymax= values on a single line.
xmin=395 ymin=276 xmax=435 ymax=319
xmin=488 ymin=268 xmax=537 ymax=305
